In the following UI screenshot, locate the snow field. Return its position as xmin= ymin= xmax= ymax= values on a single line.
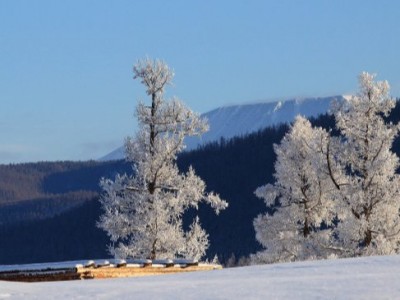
xmin=0 ymin=255 xmax=399 ymax=299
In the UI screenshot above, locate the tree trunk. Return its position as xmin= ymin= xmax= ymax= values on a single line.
xmin=303 ymin=217 xmax=310 ymax=238
xmin=364 ymin=229 xmax=372 ymax=247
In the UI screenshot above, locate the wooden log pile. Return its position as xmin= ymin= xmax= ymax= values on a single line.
xmin=0 ymin=259 xmax=222 ymax=282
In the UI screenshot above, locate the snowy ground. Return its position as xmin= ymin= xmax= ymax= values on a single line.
xmin=0 ymin=255 xmax=399 ymax=299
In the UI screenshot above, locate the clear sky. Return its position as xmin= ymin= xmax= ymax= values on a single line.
xmin=1 ymin=0 xmax=399 ymax=164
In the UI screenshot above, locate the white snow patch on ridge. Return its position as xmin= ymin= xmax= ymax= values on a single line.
xmin=100 ymin=95 xmax=343 ymax=161
xmin=185 ymin=95 xmax=341 ymax=150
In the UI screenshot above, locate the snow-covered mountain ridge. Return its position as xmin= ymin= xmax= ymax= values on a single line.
xmin=100 ymin=95 xmax=344 ymax=161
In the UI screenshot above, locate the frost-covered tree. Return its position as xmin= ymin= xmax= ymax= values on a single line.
xmin=98 ymin=58 xmax=227 ymax=260
xmin=332 ymin=72 xmax=400 ymax=255
xmin=253 ymin=72 xmax=400 ymax=263
xmin=252 ymin=116 xmax=338 ymax=263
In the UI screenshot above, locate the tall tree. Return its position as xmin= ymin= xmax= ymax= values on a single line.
xmin=98 ymin=58 xmax=227 ymax=260
xmin=252 ymin=116 xmax=337 ymax=263
xmin=332 ymin=72 xmax=400 ymax=255
xmin=253 ymin=72 xmax=400 ymax=263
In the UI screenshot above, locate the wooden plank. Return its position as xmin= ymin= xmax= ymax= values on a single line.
xmin=0 ymin=263 xmax=222 ymax=282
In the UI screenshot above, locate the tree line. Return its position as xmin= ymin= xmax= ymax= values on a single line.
xmin=1 ymin=59 xmax=400 ymax=265
xmin=0 ymin=100 xmax=398 ymax=264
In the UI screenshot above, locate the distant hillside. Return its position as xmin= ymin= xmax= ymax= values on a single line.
xmin=0 ymin=199 xmax=109 ymax=264
xmin=100 ymin=96 xmax=342 ymax=161
xmin=0 ymin=161 xmax=130 ymax=224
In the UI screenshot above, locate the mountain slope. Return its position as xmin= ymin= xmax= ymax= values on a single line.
xmin=0 ymin=161 xmax=130 ymax=225
xmin=185 ymin=95 xmax=342 ymax=150
xmin=100 ymin=96 xmax=343 ymax=161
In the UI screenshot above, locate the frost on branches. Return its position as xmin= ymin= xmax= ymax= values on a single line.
xmin=332 ymin=72 xmax=400 ymax=256
xmin=98 ymin=58 xmax=227 ymax=260
xmin=252 ymin=116 xmax=338 ymax=263
xmin=253 ymin=72 xmax=400 ymax=263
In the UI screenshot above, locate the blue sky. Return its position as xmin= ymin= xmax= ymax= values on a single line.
xmin=1 ymin=0 xmax=399 ymax=164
